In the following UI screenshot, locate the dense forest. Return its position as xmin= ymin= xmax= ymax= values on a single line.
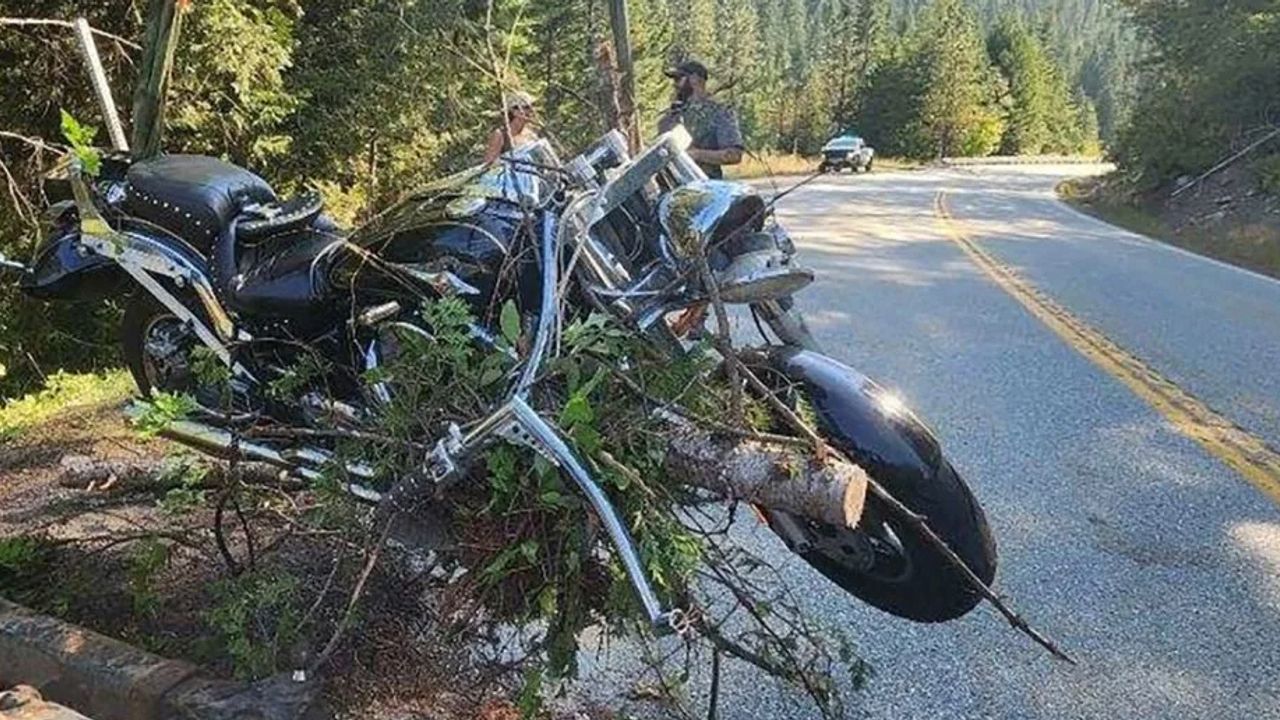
xmin=0 ymin=0 xmax=1274 ymax=399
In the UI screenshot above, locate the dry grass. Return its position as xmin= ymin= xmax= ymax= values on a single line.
xmin=1058 ymin=176 xmax=1280 ymax=280
xmin=725 ymin=152 xmax=921 ymax=180
xmin=726 ymin=153 xmax=817 ymax=179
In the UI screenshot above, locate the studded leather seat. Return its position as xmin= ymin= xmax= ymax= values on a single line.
xmin=124 ymin=155 xmax=277 ymax=251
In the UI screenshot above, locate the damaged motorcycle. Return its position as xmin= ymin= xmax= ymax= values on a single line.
xmin=3 ymin=126 xmax=996 ymax=627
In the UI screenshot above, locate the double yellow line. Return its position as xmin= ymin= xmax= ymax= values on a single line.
xmin=934 ymin=190 xmax=1280 ymax=505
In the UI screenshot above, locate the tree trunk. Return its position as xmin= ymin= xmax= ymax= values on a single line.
xmin=594 ymin=40 xmax=624 ymax=135
xmin=130 ymin=0 xmax=185 ymax=159
xmin=606 ymin=0 xmax=640 ymax=153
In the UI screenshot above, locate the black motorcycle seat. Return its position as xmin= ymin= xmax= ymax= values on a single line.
xmin=125 ymin=154 xmax=277 ymax=251
xmin=225 ymin=224 xmax=346 ymax=318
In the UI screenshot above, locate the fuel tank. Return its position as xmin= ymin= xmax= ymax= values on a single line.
xmin=332 ymin=163 xmax=550 ymax=312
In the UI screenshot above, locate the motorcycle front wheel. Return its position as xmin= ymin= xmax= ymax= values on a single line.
xmin=769 ymin=457 xmax=996 ymax=622
xmin=750 ymin=299 xmax=996 ymax=622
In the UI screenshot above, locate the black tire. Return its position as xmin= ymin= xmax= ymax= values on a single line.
xmin=782 ymin=459 xmax=996 ymax=622
xmin=121 ymin=291 xmax=201 ymax=397
xmin=123 ymin=293 xmax=159 ymax=394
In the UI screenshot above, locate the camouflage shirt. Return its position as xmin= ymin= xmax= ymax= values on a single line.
xmin=657 ymin=97 xmax=745 ymax=179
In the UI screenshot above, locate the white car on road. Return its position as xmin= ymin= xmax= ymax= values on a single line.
xmin=819 ymin=134 xmax=875 ymax=173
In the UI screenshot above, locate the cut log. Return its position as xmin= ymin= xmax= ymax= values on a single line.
xmin=57 ymin=455 xmax=286 ymax=494
xmin=661 ymin=418 xmax=868 ymax=528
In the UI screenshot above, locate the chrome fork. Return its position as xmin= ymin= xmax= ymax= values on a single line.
xmin=514 ymin=211 xmax=683 ymax=633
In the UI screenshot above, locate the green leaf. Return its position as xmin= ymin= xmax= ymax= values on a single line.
xmin=517 ymin=665 xmax=543 ymax=719
xmin=519 ymin=539 xmax=539 ymax=564
xmin=532 ymin=455 xmax=554 ymax=480
xmin=132 ymin=393 xmax=198 ymax=437
xmin=535 ymin=585 xmax=558 ymax=617
xmin=60 ymin=110 xmax=95 ymax=146
xmin=60 ymin=110 xmax=101 ymax=176
xmin=571 ymin=423 xmax=601 ymax=454
xmin=500 ymin=299 xmax=521 ymax=346
xmin=559 ymin=393 xmax=593 ymax=427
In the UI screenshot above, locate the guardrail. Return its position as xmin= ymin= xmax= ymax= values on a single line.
xmin=939 ymin=155 xmax=1108 ymax=166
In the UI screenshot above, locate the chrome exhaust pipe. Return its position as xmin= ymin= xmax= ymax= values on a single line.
xmin=125 ymin=403 xmax=383 ymax=502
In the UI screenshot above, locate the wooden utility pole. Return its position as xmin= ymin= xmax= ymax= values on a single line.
xmin=131 ymin=0 xmax=186 ymax=158
xmin=606 ymin=0 xmax=640 ymax=152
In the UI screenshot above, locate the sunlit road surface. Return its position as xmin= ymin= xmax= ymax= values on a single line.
xmin=575 ymin=164 xmax=1280 ymax=719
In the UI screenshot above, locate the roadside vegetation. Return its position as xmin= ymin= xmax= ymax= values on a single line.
xmin=1056 ymin=0 xmax=1279 ymax=278
xmin=0 ymin=301 xmax=880 ymax=718
xmin=1059 ymin=172 xmax=1280 ymax=281
xmin=0 ymin=369 xmax=131 ymax=440
xmin=0 ymin=0 xmax=1122 ymax=714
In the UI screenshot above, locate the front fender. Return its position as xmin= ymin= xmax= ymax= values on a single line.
xmin=769 ymin=347 xmax=944 ymax=481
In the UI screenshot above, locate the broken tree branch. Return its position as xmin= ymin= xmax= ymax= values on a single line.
xmin=661 ymin=413 xmax=867 ymax=528
xmin=0 ymin=17 xmax=142 ymax=50
xmin=698 ymin=257 xmax=744 ymax=426
xmin=57 ymin=454 xmax=286 ymax=493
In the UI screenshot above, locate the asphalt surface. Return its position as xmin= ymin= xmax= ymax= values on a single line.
xmin=576 ymin=164 xmax=1280 ymax=719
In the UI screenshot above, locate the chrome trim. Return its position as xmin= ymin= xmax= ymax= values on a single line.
xmin=514 ymin=212 xmax=559 ymax=395
xmin=70 ymin=171 xmax=238 ymax=347
xmin=363 ymin=340 xmax=393 ymax=405
xmin=124 ymin=402 xmax=383 ymax=503
xmin=754 ymin=298 xmax=820 ymax=351
xmin=508 ymin=396 xmax=678 ymax=632
xmin=357 ymin=301 xmax=402 ymax=327
xmin=656 ymin=180 xmax=764 ymax=262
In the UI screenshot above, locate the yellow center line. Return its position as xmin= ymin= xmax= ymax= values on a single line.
xmin=934 ymin=190 xmax=1280 ymax=506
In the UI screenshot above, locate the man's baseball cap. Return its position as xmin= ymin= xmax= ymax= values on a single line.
xmin=665 ymin=60 xmax=709 ymax=80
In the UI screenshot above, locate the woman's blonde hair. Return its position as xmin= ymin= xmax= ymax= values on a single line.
xmin=503 ymin=91 xmax=535 ymax=117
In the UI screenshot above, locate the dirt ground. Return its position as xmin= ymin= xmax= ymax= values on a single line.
xmin=0 ymin=393 xmax=610 ymax=719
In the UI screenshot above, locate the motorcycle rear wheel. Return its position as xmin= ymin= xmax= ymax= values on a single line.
xmin=122 ymin=292 xmax=196 ymax=396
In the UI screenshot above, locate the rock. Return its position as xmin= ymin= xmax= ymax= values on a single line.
xmin=0 ymin=599 xmax=330 ymax=720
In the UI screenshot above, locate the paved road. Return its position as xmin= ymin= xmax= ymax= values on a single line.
xmin=578 ymin=165 xmax=1280 ymax=719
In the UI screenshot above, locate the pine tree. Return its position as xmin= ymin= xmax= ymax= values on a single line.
xmin=912 ymin=0 xmax=1003 ymax=157
xmin=988 ymin=15 xmax=1054 ymax=154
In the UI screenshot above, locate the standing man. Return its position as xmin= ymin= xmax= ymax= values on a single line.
xmin=657 ymin=60 xmax=744 ymax=179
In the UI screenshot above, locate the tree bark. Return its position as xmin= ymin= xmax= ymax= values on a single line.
xmin=131 ymin=0 xmax=185 ymax=159
xmin=593 ymin=40 xmax=624 ymax=136
xmin=606 ymin=0 xmax=640 ymax=153
xmin=57 ymin=455 xmax=285 ymax=494
xmin=661 ymin=417 xmax=868 ymax=528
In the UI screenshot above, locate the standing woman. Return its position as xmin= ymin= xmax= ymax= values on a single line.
xmin=483 ymin=91 xmax=538 ymax=163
